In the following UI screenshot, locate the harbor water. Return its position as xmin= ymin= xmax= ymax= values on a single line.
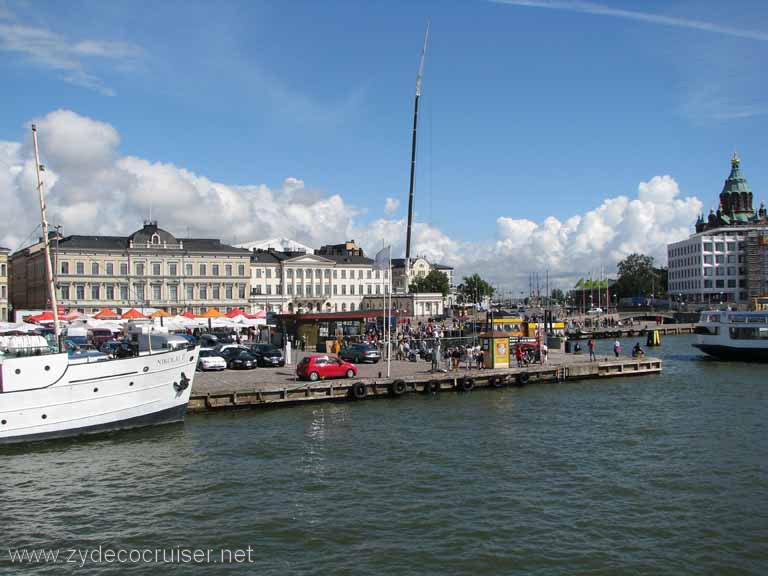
xmin=2 ymin=334 xmax=767 ymax=575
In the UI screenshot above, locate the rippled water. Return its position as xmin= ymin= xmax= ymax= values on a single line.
xmin=2 ymin=335 xmax=767 ymax=575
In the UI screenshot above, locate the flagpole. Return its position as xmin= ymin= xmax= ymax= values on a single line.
xmin=387 ymin=251 xmax=392 ymax=378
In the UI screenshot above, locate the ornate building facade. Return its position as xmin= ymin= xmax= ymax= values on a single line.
xmin=9 ymin=222 xmax=251 ymax=315
xmin=0 ymin=246 xmax=9 ymax=321
xmin=668 ymin=155 xmax=768 ymax=306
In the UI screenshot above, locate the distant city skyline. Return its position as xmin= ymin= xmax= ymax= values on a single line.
xmin=2 ymin=0 xmax=767 ymax=291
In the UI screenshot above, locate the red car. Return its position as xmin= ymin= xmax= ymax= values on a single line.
xmin=296 ymin=355 xmax=357 ymax=381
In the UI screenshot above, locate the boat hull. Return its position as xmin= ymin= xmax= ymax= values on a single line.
xmin=0 ymin=347 xmax=199 ymax=445
xmin=692 ymin=343 xmax=768 ymax=363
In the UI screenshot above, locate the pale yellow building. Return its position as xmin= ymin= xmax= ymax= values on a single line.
xmin=9 ymin=222 xmax=251 ymax=315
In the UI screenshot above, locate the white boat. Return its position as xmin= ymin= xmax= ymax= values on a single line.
xmin=692 ymin=310 xmax=768 ymax=362
xmin=0 ymin=125 xmax=199 ymax=444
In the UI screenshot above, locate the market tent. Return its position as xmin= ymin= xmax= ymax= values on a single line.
xmin=0 ymin=321 xmax=41 ymax=334
xmin=181 ymin=311 xmax=197 ymax=319
xmin=121 ymin=308 xmax=147 ymax=320
xmin=63 ymin=311 xmax=86 ymax=321
xmin=225 ymin=308 xmax=247 ymax=318
xmin=199 ymin=307 xmax=224 ymax=318
xmin=94 ymin=308 xmax=121 ymax=320
xmin=150 ymin=310 xmax=171 ymax=318
xmin=26 ymin=311 xmax=56 ymax=323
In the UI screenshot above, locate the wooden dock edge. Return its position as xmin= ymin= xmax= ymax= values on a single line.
xmin=187 ymin=358 xmax=662 ymax=414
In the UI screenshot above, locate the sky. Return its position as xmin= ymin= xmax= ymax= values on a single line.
xmin=2 ymin=0 xmax=768 ymax=293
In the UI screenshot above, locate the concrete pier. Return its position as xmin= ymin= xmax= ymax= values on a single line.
xmin=189 ymin=351 xmax=662 ymax=413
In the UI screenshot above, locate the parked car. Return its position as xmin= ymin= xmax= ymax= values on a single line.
xmin=197 ymin=349 xmax=227 ymax=371
xmin=199 ymin=334 xmax=219 ymax=348
xmin=340 ymin=343 xmax=381 ymax=364
xmin=228 ymin=350 xmax=258 ymax=370
xmin=248 ymin=343 xmax=285 ymax=367
xmin=177 ymin=333 xmax=198 ymax=346
xmin=219 ymin=346 xmax=250 ymax=366
xmin=587 ymin=307 xmax=604 ymax=314
xmin=296 ymin=355 xmax=357 ymax=381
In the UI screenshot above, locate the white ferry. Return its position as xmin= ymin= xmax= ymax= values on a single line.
xmin=693 ymin=310 xmax=768 ymax=362
xmin=0 ymin=125 xmax=199 ymax=444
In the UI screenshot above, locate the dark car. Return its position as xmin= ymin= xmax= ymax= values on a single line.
xmin=340 ymin=343 xmax=381 ymax=364
xmin=177 ymin=333 xmax=198 ymax=346
xmin=219 ymin=346 xmax=251 ymax=367
xmin=228 ymin=350 xmax=258 ymax=370
xmin=248 ymin=343 xmax=285 ymax=367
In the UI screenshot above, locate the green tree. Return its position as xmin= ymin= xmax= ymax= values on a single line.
xmin=409 ymin=270 xmax=450 ymax=296
xmin=550 ymin=288 xmax=565 ymax=304
xmin=457 ymin=273 xmax=495 ymax=304
xmin=615 ymin=253 xmax=665 ymax=298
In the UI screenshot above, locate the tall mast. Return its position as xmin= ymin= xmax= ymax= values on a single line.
xmin=32 ymin=124 xmax=61 ymax=339
xmin=404 ymin=20 xmax=430 ymax=289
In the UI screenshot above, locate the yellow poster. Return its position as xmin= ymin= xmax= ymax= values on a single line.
xmin=494 ymin=338 xmax=509 ymax=368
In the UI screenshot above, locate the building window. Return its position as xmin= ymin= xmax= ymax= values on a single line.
xmin=238 ymin=264 xmax=245 ymax=276
xmin=76 ymin=262 xmax=84 ymax=275
xmin=135 ymin=284 xmax=145 ymax=302
xmin=325 ymin=269 xmax=330 ymax=278
xmin=265 ymin=268 xmax=271 ymax=279
xmin=341 ymin=270 xmax=346 ymax=279
xmin=225 ymin=264 xmax=232 ymax=276
xmin=350 ymin=302 xmax=356 ymax=311
xmin=200 ymin=286 xmax=208 ymax=299
xmin=169 ymin=263 xmax=178 ymax=276
xmin=186 ymin=285 xmax=194 ymax=301
xmin=213 ymin=264 xmax=220 ymax=276
xmin=296 ymin=269 xmax=303 ymax=279
xmin=185 ymin=263 xmax=193 ymax=276
xmin=297 ymin=285 xmax=303 ymax=296
xmin=212 ymin=285 xmax=220 ymax=299
xmin=106 ymin=262 xmax=114 ymax=275
xmin=286 ymin=269 xmax=293 ymax=279
xmin=333 ymin=270 xmax=337 ymax=279
xmin=152 ymin=285 xmax=161 ymax=300
xmin=287 ymin=285 xmax=293 ymax=296
xmin=170 ymin=285 xmax=178 ymax=301
xmin=266 ymin=285 xmax=272 ymax=295
xmin=152 ymin=263 xmax=161 ymax=276
xmin=238 ymin=285 xmax=246 ymax=299
xmin=307 ymin=285 xmax=313 ymax=296
xmin=367 ymin=270 xmax=371 ymax=279
xmin=715 ymin=242 xmax=724 ymax=252
xmin=341 ymin=285 xmax=346 ymax=295
xmin=106 ymin=285 xmax=114 ymax=300
xmin=120 ymin=285 xmax=129 ymax=300
xmin=341 ymin=303 xmax=347 ymax=312
xmin=703 ymin=243 xmax=712 ymax=252
xmin=151 ymin=233 xmax=161 ymax=245
xmin=135 ymin=262 xmax=145 ymax=276
xmin=74 ymin=285 xmax=84 ymax=299
xmin=61 ymin=261 xmax=69 ymax=274
xmin=200 ymin=264 xmax=207 ymax=276
xmin=324 ymin=285 xmax=330 ymax=296
xmin=120 ymin=263 xmax=128 ymax=276
xmin=367 ymin=285 xmax=372 ymax=295
xmin=60 ymin=285 xmax=70 ymax=299
xmin=223 ymin=285 xmax=232 ymax=299
xmin=333 ymin=285 xmax=338 ymax=295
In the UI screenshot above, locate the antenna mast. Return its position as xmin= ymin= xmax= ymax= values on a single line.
xmin=405 ymin=20 xmax=430 ymax=289
xmin=32 ymin=124 xmax=61 ymax=340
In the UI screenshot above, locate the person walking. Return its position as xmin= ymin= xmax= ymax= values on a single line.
xmin=613 ymin=339 xmax=621 ymax=358
xmin=515 ymin=343 xmax=524 ymax=367
xmin=588 ymin=338 xmax=596 ymax=361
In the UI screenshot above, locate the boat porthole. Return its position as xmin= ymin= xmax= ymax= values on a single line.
xmin=189 ymin=356 xmax=193 ymax=362
xmin=14 ymin=369 xmax=20 ymax=375
xmin=44 ymin=365 xmax=50 ymax=371
xmin=1 ymin=420 xmax=6 ymax=425
xmin=41 ymin=414 xmax=47 ymax=420
xmin=129 ymin=382 xmax=134 ymax=386
xmin=143 ymin=366 xmax=149 ymax=373
xmin=93 ymin=388 xmax=99 ymax=393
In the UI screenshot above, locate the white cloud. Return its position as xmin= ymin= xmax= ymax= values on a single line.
xmin=384 ymin=197 xmax=400 ymax=214
xmin=0 ymin=21 xmax=142 ymax=95
xmin=0 ymin=110 xmax=704 ymax=292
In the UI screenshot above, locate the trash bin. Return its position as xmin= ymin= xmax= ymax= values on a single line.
xmin=565 ymin=339 xmax=571 ymax=353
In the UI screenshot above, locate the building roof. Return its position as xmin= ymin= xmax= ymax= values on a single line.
xmin=391 ymin=257 xmax=453 ymax=270
xmin=0 ymin=246 xmax=10 ymax=253
xmin=321 ymin=254 xmax=373 ymax=265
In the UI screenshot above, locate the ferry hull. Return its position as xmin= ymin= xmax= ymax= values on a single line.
xmin=693 ymin=343 xmax=768 ymax=362
xmin=0 ymin=347 xmax=199 ymax=445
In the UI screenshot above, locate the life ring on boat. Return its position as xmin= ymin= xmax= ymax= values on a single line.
xmin=458 ymin=377 xmax=475 ymax=392
xmin=389 ymin=379 xmax=407 ymax=397
xmin=174 ymin=372 xmax=190 ymax=392
xmin=516 ymin=372 xmax=530 ymax=386
xmin=349 ymin=382 xmax=367 ymax=400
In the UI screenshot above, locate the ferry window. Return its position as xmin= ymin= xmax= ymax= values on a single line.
xmin=748 ymin=316 xmax=768 ymax=324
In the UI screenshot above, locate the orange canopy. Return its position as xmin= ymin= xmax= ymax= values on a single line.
xmin=122 ymin=308 xmax=148 ymax=320
xmin=180 ymin=311 xmax=197 ymax=319
xmin=199 ymin=307 xmax=224 ymax=318
xmin=150 ymin=310 xmax=171 ymax=318
xmin=94 ymin=308 xmax=120 ymax=319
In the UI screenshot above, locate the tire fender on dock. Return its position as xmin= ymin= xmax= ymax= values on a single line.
xmin=349 ymin=382 xmax=367 ymax=400
xmin=424 ymin=381 xmax=440 ymax=394
xmin=389 ymin=379 xmax=407 ymax=397
xmin=458 ymin=376 xmax=475 ymax=392
xmin=489 ymin=375 xmax=504 ymax=388
xmin=516 ymin=372 xmax=530 ymax=386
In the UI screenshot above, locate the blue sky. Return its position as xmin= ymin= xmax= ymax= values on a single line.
xmin=2 ymin=0 xmax=768 ymax=288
